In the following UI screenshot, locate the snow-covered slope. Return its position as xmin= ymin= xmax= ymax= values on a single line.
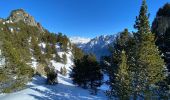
xmin=73 ymin=35 xmax=115 ymax=60
xmin=0 ymin=75 xmax=107 ymax=100
xmin=0 ymin=46 xmax=107 ymax=100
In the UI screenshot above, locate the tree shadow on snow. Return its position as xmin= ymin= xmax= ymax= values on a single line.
xmin=28 ymin=76 xmax=106 ymax=100
xmin=27 ymin=75 xmax=46 ymax=88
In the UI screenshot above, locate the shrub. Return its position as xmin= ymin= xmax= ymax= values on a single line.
xmin=45 ymin=63 xmax=58 ymax=85
xmin=60 ymin=66 xmax=67 ymax=76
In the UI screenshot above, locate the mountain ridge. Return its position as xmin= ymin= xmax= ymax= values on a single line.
xmin=71 ymin=35 xmax=115 ymax=60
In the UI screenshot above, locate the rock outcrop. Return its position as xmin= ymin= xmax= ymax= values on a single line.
xmin=7 ymin=9 xmax=44 ymax=32
xmin=152 ymin=3 xmax=170 ymax=71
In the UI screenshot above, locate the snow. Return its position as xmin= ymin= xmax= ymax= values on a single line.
xmin=99 ymin=74 xmax=109 ymax=91
xmin=70 ymin=37 xmax=91 ymax=44
xmin=0 ymin=50 xmax=5 ymax=67
xmin=30 ymin=57 xmax=38 ymax=69
xmin=0 ymin=58 xmax=5 ymax=67
xmin=0 ymin=45 xmax=108 ymax=100
xmin=9 ymin=27 xmax=14 ymax=33
xmin=39 ymin=43 xmax=46 ymax=49
xmin=0 ymin=74 xmax=107 ymax=100
xmin=70 ymin=35 xmax=116 ymax=60
xmin=6 ymin=20 xmax=10 ymax=23
xmin=51 ymin=50 xmax=74 ymax=73
xmin=81 ymin=35 xmax=115 ymax=60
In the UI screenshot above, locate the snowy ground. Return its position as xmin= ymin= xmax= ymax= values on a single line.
xmin=0 ymin=43 xmax=110 ymax=100
xmin=0 ymin=74 xmax=107 ymax=100
xmin=0 ymin=50 xmax=108 ymax=100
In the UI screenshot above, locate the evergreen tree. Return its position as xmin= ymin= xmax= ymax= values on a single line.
xmin=100 ymin=56 xmax=111 ymax=73
xmin=110 ymin=28 xmax=132 ymax=71
xmin=71 ymin=59 xmax=86 ymax=87
xmin=63 ymin=66 xmax=67 ymax=76
xmin=132 ymin=0 xmax=166 ymax=99
xmin=45 ymin=63 xmax=58 ymax=85
xmin=71 ymin=54 xmax=103 ymax=94
xmin=1 ymin=40 xmax=33 ymax=93
xmin=45 ymin=43 xmax=52 ymax=59
xmin=107 ymin=28 xmax=134 ymax=98
xmin=62 ymin=53 xmax=67 ymax=64
xmin=72 ymin=44 xmax=84 ymax=60
xmin=56 ymin=33 xmax=70 ymax=52
xmin=60 ymin=66 xmax=67 ymax=76
xmin=155 ymin=81 xmax=170 ymax=99
xmin=110 ymin=50 xmax=131 ymax=99
xmin=31 ymin=36 xmax=43 ymax=62
xmin=55 ymin=52 xmax=61 ymax=62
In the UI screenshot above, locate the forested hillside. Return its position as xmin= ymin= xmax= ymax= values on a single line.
xmin=0 ymin=9 xmax=72 ymax=93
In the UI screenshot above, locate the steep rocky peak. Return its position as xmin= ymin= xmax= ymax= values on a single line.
xmin=157 ymin=3 xmax=170 ymax=17
xmin=8 ymin=9 xmax=37 ymax=26
xmin=7 ymin=9 xmax=44 ymax=32
xmin=152 ymin=3 xmax=170 ymax=35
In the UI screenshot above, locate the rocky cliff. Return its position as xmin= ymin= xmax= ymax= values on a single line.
xmin=152 ymin=3 xmax=170 ymax=71
xmin=7 ymin=9 xmax=44 ymax=32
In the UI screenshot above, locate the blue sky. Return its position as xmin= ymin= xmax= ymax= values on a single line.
xmin=0 ymin=0 xmax=169 ymax=38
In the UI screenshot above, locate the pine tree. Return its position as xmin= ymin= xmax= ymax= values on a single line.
xmin=45 ymin=63 xmax=58 ymax=85
xmin=72 ymin=44 xmax=84 ymax=60
xmin=51 ymin=43 xmax=56 ymax=54
xmin=1 ymin=40 xmax=34 ymax=93
xmin=132 ymin=0 xmax=166 ymax=99
xmin=110 ymin=28 xmax=132 ymax=70
xmin=70 ymin=54 xmax=103 ymax=94
xmin=87 ymin=54 xmax=103 ymax=94
xmin=63 ymin=66 xmax=67 ymax=76
xmin=70 ymin=59 xmax=86 ymax=87
xmin=112 ymin=50 xmax=131 ymax=100
xmin=62 ymin=53 xmax=67 ymax=64
xmin=107 ymin=28 xmax=134 ymax=98
xmin=60 ymin=66 xmax=67 ymax=76
xmin=31 ymin=36 xmax=43 ymax=62
xmin=45 ymin=43 xmax=52 ymax=59
xmin=55 ymin=52 xmax=61 ymax=62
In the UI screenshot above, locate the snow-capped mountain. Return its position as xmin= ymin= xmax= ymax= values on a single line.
xmin=71 ymin=35 xmax=115 ymax=60
xmin=70 ymin=37 xmax=91 ymax=48
xmin=70 ymin=37 xmax=91 ymax=44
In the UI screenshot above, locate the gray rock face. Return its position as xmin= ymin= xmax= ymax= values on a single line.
xmin=152 ymin=16 xmax=170 ymax=35
xmin=7 ymin=9 xmax=44 ymax=32
xmin=152 ymin=3 xmax=170 ymax=71
xmin=8 ymin=9 xmax=37 ymax=26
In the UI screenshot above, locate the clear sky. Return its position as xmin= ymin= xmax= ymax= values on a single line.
xmin=0 ymin=0 xmax=169 ymax=38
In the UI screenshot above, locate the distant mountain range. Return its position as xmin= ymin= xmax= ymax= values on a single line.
xmin=70 ymin=35 xmax=115 ymax=60
xmin=70 ymin=37 xmax=91 ymax=48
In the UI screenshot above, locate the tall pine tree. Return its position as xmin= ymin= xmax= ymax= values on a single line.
xmin=132 ymin=0 xmax=166 ymax=99
xmin=110 ymin=50 xmax=131 ymax=99
xmin=107 ymin=28 xmax=134 ymax=99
